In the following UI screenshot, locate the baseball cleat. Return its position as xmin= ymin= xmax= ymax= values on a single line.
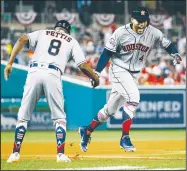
xmin=7 ymin=152 xmax=20 ymax=163
xmin=120 ymin=135 xmax=136 ymax=152
xmin=57 ymin=153 xmax=71 ymax=162
xmin=78 ymin=126 xmax=91 ymax=152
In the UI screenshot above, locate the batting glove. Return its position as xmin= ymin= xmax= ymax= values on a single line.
xmin=171 ymin=53 xmax=182 ymax=65
xmin=90 ymin=71 xmax=100 ymax=88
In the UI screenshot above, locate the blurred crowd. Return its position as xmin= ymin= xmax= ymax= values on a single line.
xmin=1 ymin=20 xmax=186 ymax=86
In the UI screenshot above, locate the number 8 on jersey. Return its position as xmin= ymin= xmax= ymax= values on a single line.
xmin=48 ymin=39 xmax=62 ymax=56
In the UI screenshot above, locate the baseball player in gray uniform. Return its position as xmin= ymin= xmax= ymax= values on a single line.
xmin=78 ymin=7 xmax=182 ymax=152
xmin=4 ymin=20 xmax=99 ymax=163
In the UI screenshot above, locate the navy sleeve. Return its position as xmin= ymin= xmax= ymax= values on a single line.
xmin=165 ymin=43 xmax=178 ymax=55
xmin=95 ymin=48 xmax=113 ymax=73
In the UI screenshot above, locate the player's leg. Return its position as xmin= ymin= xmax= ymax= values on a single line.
xmin=7 ymin=72 xmax=43 ymax=163
xmin=112 ymin=71 xmax=140 ymax=152
xmin=79 ymin=69 xmax=139 ymax=152
xmin=87 ymin=89 xmax=122 ymax=132
xmin=43 ymin=73 xmax=70 ymax=162
xmin=79 ymin=88 xmax=124 ymax=152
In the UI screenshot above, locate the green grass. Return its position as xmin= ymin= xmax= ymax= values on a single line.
xmin=1 ymin=130 xmax=186 ymax=170
xmin=1 ymin=159 xmax=186 ymax=170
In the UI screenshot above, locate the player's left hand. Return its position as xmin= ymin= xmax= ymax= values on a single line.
xmin=172 ymin=53 xmax=182 ymax=65
xmin=90 ymin=71 xmax=100 ymax=88
xmin=4 ymin=63 xmax=13 ymax=81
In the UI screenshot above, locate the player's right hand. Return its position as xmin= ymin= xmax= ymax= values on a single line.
xmin=91 ymin=71 xmax=100 ymax=88
xmin=172 ymin=53 xmax=182 ymax=65
xmin=4 ymin=63 xmax=13 ymax=81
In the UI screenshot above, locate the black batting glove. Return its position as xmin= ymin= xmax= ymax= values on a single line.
xmin=171 ymin=53 xmax=182 ymax=65
xmin=90 ymin=71 xmax=100 ymax=88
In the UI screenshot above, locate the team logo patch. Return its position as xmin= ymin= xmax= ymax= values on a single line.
xmin=109 ymin=38 xmax=116 ymax=47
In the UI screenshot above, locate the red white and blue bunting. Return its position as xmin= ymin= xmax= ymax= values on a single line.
xmin=94 ymin=14 xmax=115 ymax=26
xmin=54 ymin=12 xmax=78 ymax=24
xmin=149 ymin=15 xmax=166 ymax=28
xmin=15 ymin=11 xmax=37 ymax=26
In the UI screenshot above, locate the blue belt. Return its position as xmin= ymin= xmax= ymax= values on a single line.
xmin=112 ymin=63 xmax=140 ymax=74
xmin=30 ymin=63 xmax=62 ymax=75
xmin=126 ymin=69 xmax=140 ymax=74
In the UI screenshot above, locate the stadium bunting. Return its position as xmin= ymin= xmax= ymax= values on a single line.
xmin=54 ymin=12 xmax=78 ymax=24
xmin=94 ymin=14 xmax=115 ymax=26
xmin=15 ymin=11 xmax=37 ymax=26
xmin=149 ymin=14 xmax=166 ymax=28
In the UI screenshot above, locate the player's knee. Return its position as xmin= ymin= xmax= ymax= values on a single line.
xmin=53 ymin=119 xmax=66 ymax=131
xmin=122 ymin=90 xmax=140 ymax=104
xmin=123 ymin=101 xmax=139 ymax=119
xmin=106 ymin=94 xmax=124 ymax=116
xmin=16 ymin=120 xmax=28 ymax=129
xmin=134 ymin=93 xmax=140 ymax=104
xmin=97 ymin=108 xmax=110 ymax=122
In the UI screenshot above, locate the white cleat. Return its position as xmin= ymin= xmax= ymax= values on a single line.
xmin=57 ymin=153 xmax=71 ymax=162
xmin=7 ymin=152 xmax=20 ymax=163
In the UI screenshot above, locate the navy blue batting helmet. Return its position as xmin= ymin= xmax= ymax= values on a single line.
xmin=54 ymin=20 xmax=71 ymax=34
xmin=132 ymin=7 xmax=150 ymax=22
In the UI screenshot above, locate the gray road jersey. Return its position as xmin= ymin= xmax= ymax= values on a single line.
xmin=105 ymin=23 xmax=171 ymax=72
xmin=26 ymin=29 xmax=85 ymax=74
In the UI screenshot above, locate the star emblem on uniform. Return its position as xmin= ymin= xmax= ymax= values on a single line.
xmin=141 ymin=10 xmax=145 ymax=15
xmin=57 ymin=128 xmax=62 ymax=132
xmin=17 ymin=141 xmax=21 ymax=145
xmin=58 ymin=140 xmax=61 ymax=145
xmin=19 ymin=128 xmax=24 ymax=132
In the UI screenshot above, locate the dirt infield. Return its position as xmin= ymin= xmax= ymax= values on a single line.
xmin=2 ymin=140 xmax=185 ymax=160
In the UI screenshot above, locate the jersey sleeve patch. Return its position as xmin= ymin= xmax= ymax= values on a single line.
xmin=109 ymin=38 xmax=116 ymax=48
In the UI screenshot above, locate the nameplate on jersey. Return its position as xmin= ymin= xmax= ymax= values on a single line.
xmin=46 ymin=30 xmax=72 ymax=42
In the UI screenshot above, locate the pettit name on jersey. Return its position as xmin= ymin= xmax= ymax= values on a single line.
xmin=46 ymin=30 xmax=72 ymax=42
xmin=122 ymin=43 xmax=150 ymax=52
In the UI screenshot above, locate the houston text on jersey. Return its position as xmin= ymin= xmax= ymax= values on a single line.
xmin=122 ymin=43 xmax=150 ymax=52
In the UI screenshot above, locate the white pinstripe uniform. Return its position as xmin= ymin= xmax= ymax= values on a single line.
xmin=18 ymin=29 xmax=85 ymax=123
xmin=99 ymin=23 xmax=171 ymax=119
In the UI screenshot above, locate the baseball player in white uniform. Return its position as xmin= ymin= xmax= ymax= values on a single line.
xmin=4 ymin=20 xmax=99 ymax=163
xmin=78 ymin=7 xmax=182 ymax=152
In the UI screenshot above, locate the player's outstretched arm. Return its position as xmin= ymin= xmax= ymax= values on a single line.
xmin=4 ymin=35 xmax=29 ymax=80
xmin=95 ymin=48 xmax=113 ymax=73
xmin=79 ymin=62 xmax=100 ymax=88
